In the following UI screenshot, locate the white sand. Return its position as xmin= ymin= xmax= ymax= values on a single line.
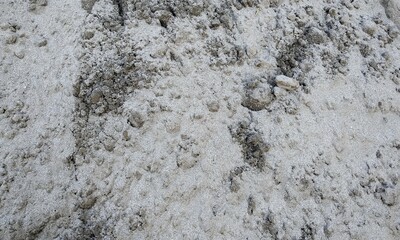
xmin=1 ymin=0 xmax=399 ymax=239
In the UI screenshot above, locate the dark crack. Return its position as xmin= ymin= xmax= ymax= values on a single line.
xmin=113 ymin=0 xmax=127 ymax=25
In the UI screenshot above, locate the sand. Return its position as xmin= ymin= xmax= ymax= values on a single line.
xmin=0 ymin=0 xmax=399 ymax=239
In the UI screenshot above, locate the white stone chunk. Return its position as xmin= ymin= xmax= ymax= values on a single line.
xmin=275 ymin=75 xmax=299 ymax=91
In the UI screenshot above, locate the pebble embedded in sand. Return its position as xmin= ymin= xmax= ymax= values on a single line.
xmin=254 ymin=58 xmax=273 ymax=68
xmin=128 ymin=111 xmax=145 ymax=128
xmin=83 ymin=30 xmax=95 ymax=40
xmin=306 ymin=27 xmax=326 ymax=44
xmin=4 ymin=130 xmax=16 ymax=139
xmin=37 ymin=0 xmax=48 ymax=6
xmin=246 ymin=46 xmax=258 ymax=57
xmin=28 ymin=4 xmax=36 ymax=11
xmin=35 ymin=38 xmax=48 ymax=47
xmin=90 ymin=88 xmax=103 ymax=104
xmin=362 ymin=19 xmax=377 ymax=36
xmin=5 ymin=35 xmax=17 ymax=44
xmin=165 ymin=120 xmax=180 ymax=133
xmin=122 ymin=130 xmax=130 ymax=141
xmin=14 ymin=50 xmax=25 ymax=59
xmin=207 ymin=100 xmax=220 ymax=112
xmin=176 ymin=155 xmax=198 ymax=169
xmin=242 ymin=80 xmax=274 ymax=111
xmin=388 ymin=25 xmax=399 ymax=38
xmin=103 ymin=139 xmax=116 ymax=152
xmin=275 ymin=75 xmax=299 ymax=91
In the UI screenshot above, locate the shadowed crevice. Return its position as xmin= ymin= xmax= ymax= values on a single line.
xmin=113 ymin=0 xmax=127 ymax=25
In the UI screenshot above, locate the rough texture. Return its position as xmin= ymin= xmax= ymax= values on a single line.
xmin=1 ymin=0 xmax=400 ymax=239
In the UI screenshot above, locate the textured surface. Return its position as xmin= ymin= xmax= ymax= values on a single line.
xmin=1 ymin=0 xmax=400 ymax=239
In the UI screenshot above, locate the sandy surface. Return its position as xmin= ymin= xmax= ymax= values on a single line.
xmin=1 ymin=0 xmax=400 ymax=239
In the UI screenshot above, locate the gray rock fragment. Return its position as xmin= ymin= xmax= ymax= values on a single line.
xmin=275 ymin=75 xmax=299 ymax=91
xmin=207 ymin=100 xmax=220 ymax=112
xmin=14 ymin=50 xmax=25 ymax=59
xmin=128 ymin=111 xmax=145 ymax=128
xmin=5 ymin=35 xmax=17 ymax=44
xmin=242 ymin=81 xmax=274 ymax=111
xmin=305 ymin=27 xmax=326 ymax=44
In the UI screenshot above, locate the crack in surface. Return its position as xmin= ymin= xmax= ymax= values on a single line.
xmin=113 ymin=0 xmax=127 ymax=25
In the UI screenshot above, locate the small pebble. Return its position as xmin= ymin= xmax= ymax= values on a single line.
xmin=14 ymin=50 xmax=25 ymax=59
xmin=37 ymin=0 xmax=48 ymax=6
xmin=246 ymin=46 xmax=258 ymax=57
xmin=165 ymin=120 xmax=180 ymax=133
xmin=5 ymin=130 xmax=16 ymax=139
xmin=0 ymin=23 xmax=10 ymax=31
xmin=28 ymin=4 xmax=36 ymax=11
xmin=83 ymin=30 xmax=95 ymax=40
xmin=37 ymin=39 xmax=48 ymax=47
xmin=362 ymin=20 xmax=377 ymax=36
xmin=90 ymin=88 xmax=103 ymax=104
xmin=207 ymin=100 xmax=220 ymax=112
xmin=122 ymin=130 xmax=130 ymax=141
xmin=388 ymin=26 xmax=399 ymax=38
xmin=242 ymin=83 xmax=274 ymax=111
xmin=5 ymin=35 xmax=17 ymax=44
xmin=128 ymin=111 xmax=145 ymax=128
xmin=275 ymin=75 xmax=299 ymax=91
xmin=104 ymin=139 xmax=116 ymax=152
xmin=306 ymin=27 xmax=326 ymax=44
